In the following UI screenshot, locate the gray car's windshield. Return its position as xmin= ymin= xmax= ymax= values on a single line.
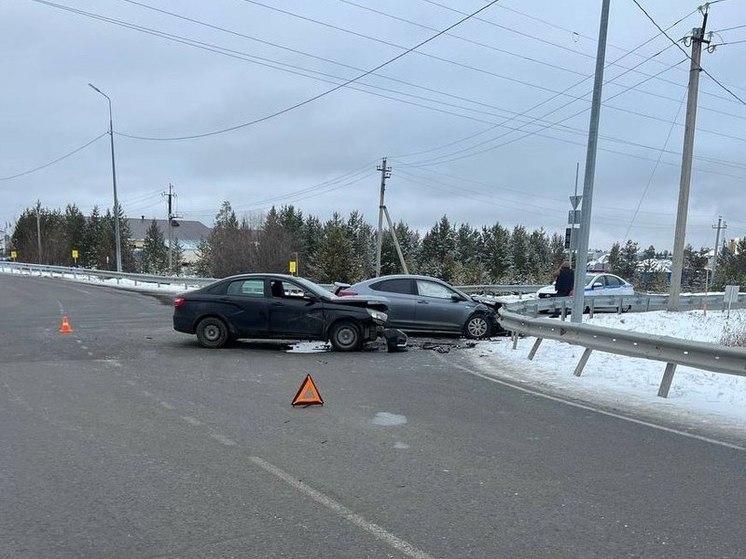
xmin=292 ymin=276 xmax=332 ymax=299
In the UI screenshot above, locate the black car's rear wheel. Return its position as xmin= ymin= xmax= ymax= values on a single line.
xmin=464 ymin=314 xmax=490 ymax=339
xmin=196 ymin=317 xmax=229 ymax=348
xmin=329 ymin=320 xmax=362 ymax=352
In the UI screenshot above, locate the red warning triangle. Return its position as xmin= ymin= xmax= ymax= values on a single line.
xmin=292 ymin=374 xmax=324 ymax=407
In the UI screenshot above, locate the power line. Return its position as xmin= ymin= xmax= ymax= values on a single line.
xmin=623 ymin=91 xmax=687 ymax=241
xmin=390 ymin=5 xmax=695 ymax=162
xmin=34 ymin=0 xmax=744 ymax=150
xmin=631 ymin=0 xmax=746 ymax=106
xmin=104 ymin=0 xmax=503 ymax=140
xmin=0 ymin=132 xmax=107 ymax=181
xmin=398 ymin=52 xmax=687 ymax=167
xmin=714 ymin=23 xmax=746 ymax=32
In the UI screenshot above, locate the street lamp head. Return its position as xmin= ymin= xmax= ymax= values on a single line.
xmin=88 ymin=83 xmax=110 ymax=102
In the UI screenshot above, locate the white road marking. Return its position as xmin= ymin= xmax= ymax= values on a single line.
xmin=160 ymin=401 xmax=176 ymax=410
xmin=142 ymin=390 xmax=154 ymax=398
xmin=250 ymin=456 xmax=435 ymax=559
xmin=442 ymin=356 xmax=745 ymax=451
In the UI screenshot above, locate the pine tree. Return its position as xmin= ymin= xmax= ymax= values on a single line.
xmin=608 ymin=242 xmax=621 ymax=274
xmin=380 ymin=221 xmax=420 ymax=276
xmin=255 ymin=207 xmax=294 ymax=273
xmin=526 ymin=229 xmax=551 ymax=283
xmin=454 ymin=223 xmax=485 ymax=284
xmin=418 ymin=215 xmax=458 ymax=282
xmin=347 ymin=210 xmax=375 ymax=281
xmin=64 ymin=204 xmax=87 ymax=266
xmin=714 ymin=240 xmax=746 ymax=290
xmin=509 ymin=225 xmax=530 ymax=282
xmin=616 ymin=240 xmax=639 ymax=281
xmin=302 ymin=215 xmax=324 ymax=279
xmin=312 ymin=213 xmax=355 ymax=283
xmin=171 ymin=238 xmax=185 ymax=275
xmin=481 ymin=223 xmax=511 ymax=282
xmin=141 ymin=219 xmax=168 ymax=274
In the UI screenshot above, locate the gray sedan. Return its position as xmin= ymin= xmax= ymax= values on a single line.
xmin=338 ymin=274 xmax=498 ymax=338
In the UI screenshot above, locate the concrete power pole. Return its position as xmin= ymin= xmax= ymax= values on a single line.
xmin=374 ymin=158 xmax=409 ymax=276
xmin=668 ymin=14 xmax=710 ymax=311
xmin=165 ymin=184 xmax=177 ymax=275
xmin=571 ymin=0 xmax=611 ymax=323
xmin=711 ymin=215 xmax=727 ymax=282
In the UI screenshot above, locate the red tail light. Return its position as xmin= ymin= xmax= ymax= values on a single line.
xmin=174 ymin=296 xmax=186 ymax=308
xmin=337 ymin=290 xmax=358 ymax=296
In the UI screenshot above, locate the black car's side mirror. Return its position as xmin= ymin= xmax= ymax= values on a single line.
xmin=451 ymin=293 xmax=464 ymax=302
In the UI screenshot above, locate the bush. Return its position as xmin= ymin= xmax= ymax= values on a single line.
xmin=720 ymin=315 xmax=746 ymax=347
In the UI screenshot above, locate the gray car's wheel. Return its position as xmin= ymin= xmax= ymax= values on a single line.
xmin=464 ymin=314 xmax=490 ymax=339
xmin=329 ymin=320 xmax=362 ymax=352
xmin=196 ymin=317 xmax=229 ymax=348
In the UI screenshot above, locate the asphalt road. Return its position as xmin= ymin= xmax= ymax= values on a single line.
xmin=1 ymin=273 xmax=744 ymax=558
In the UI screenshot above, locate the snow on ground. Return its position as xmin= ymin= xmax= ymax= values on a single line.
xmin=468 ymin=309 xmax=746 ymax=439
xmin=4 ymin=267 xmax=745 ymax=438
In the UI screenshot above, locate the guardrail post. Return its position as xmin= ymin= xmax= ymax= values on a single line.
xmin=617 ymin=297 xmax=623 ymax=314
xmin=588 ymin=298 xmax=594 ymax=319
xmin=527 ymin=338 xmax=543 ymax=360
xmin=658 ymin=363 xmax=677 ymax=398
xmin=574 ymin=348 xmax=593 ymax=376
xmin=511 ymin=331 xmax=518 ymax=350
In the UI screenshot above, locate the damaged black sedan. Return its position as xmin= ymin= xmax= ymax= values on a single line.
xmin=173 ymin=274 xmax=389 ymax=351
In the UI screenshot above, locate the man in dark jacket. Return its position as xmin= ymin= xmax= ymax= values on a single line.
xmin=555 ymin=261 xmax=574 ymax=297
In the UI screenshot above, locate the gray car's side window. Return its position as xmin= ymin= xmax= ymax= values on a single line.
xmin=416 ymin=280 xmax=453 ymax=299
xmin=373 ymin=279 xmax=413 ymax=294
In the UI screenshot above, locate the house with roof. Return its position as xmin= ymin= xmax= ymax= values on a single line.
xmin=127 ymin=216 xmax=211 ymax=265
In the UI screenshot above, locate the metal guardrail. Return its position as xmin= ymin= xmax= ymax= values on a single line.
xmin=498 ymin=294 xmax=746 ymax=397
xmin=0 ymin=262 xmax=214 ymax=290
xmin=456 ymin=283 xmax=545 ymax=295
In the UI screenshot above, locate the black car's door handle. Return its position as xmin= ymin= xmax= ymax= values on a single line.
xmin=416 ymin=300 xmax=429 ymax=304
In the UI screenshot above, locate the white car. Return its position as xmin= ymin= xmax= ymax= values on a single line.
xmin=537 ymin=272 xmax=635 ymax=311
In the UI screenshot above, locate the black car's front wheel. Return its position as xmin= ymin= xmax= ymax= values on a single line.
xmin=464 ymin=313 xmax=490 ymax=339
xmin=196 ymin=317 xmax=230 ymax=348
xmin=329 ymin=320 xmax=362 ymax=352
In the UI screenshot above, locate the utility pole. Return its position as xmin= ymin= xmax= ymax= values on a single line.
xmin=164 ymin=183 xmax=177 ymax=275
xmin=668 ymin=11 xmax=710 ymax=311
xmin=375 ymin=158 xmax=409 ymax=276
xmin=711 ymin=215 xmax=726 ymax=282
xmin=36 ymin=204 xmax=42 ymax=264
xmin=571 ymin=0 xmax=610 ymax=323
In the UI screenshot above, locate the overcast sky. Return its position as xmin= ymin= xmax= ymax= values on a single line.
xmin=2 ymin=0 xmax=745 ymax=251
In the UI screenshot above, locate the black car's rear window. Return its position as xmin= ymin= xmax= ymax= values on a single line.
xmin=371 ymin=279 xmax=413 ymax=295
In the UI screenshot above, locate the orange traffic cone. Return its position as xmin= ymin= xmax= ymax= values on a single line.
xmin=59 ymin=316 xmax=73 ymax=334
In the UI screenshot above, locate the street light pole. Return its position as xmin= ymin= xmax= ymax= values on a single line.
xmin=88 ymin=83 xmax=123 ymax=273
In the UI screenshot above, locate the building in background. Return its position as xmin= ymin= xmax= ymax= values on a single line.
xmin=127 ymin=217 xmax=210 ymax=266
